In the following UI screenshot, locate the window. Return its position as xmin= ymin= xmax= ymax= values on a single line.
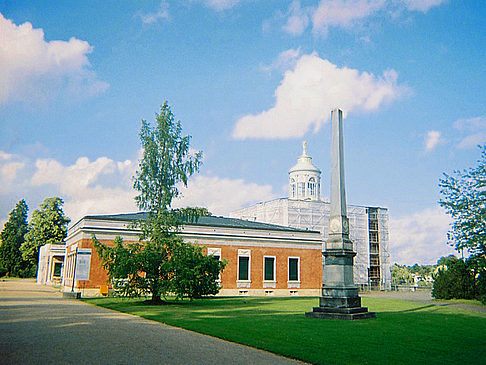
xmin=207 ymin=248 xmax=222 ymax=281
xmin=308 ymin=182 xmax=315 ymax=196
xmin=298 ymin=182 xmax=305 ymax=196
xmin=290 ymin=179 xmax=296 ymax=198
xmin=264 ymin=256 xmax=275 ymax=281
xmin=238 ymin=256 xmax=250 ymax=281
xmin=53 ymin=262 xmax=62 ymax=277
xmin=288 ymin=257 xmax=300 ymax=281
xmin=308 ymin=178 xmax=315 ymax=196
xmin=207 ymin=247 xmax=221 ymax=260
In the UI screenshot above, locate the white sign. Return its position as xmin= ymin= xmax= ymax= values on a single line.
xmin=75 ymin=249 xmax=92 ymax=281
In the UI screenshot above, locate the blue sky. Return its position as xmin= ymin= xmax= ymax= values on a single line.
xmin=1 ymin=0 xmax=485 ymax=264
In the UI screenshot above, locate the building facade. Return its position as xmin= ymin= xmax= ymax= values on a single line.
xmin=61 ymin=213 xmax=323 ymax=297
xmin=230 ymin=143 xmax=392 ymax=290
xmin=36 ymin=244 xmax=65 ymax=285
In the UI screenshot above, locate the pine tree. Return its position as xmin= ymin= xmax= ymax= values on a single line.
xmin=0 ymin=200 xmax=29 ymax=277
xmin=21 ymin=197 xmax=70 ymax=267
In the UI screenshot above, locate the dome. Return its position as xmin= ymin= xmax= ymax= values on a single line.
xmin=288 ymin=141 xmax=321 ymax=201
xmin=288 ymin=141 xmax=321 ymax=174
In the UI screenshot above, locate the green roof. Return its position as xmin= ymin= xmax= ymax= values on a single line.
xmin=83 ymin=212 xmax=317 ymax=233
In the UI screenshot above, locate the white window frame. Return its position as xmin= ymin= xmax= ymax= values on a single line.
xmin=237 ymin=249 xmax=251 ymax=288
xmin=263 ymin=255 xmax=276 ymax=282
xmin=290 ymin=178 xmax=296 ymax=198
xmin=207 ymin=247 xmax=222 ymax=282
xmin=288 ymin=256 xmax=301 ymax=288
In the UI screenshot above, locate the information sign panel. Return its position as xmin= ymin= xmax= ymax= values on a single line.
xmin=75 ymin=248 xmax=92 ymax=281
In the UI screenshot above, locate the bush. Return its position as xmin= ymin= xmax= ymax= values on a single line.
xmin=433 ymin=256 xmax=486 ymax=301
xmin=433 ymin=259 xmax=475 ymax=299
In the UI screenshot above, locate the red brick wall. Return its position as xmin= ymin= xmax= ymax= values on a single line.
xmin=68 ymin=238 xmax=322 ymax=291
xmin=201 ymin=245 xmax=322 ymax=290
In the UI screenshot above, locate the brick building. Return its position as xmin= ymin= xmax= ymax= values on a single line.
xmin=61 ymin=213 xmax=323 ymax=297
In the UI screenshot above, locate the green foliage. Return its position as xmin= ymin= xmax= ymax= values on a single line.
xmin=95 ymin=102 xmax=222 ymax=302
xmin=432 ymin=257 xmax=476 ymax=299
xmin=187 ymin=206 xmax=212 ymax=217
xmin=133 ymin=101 xmax=202 ymax=215
xmin=390 ymin=263 xmax=436 ymax=286
xmin=21 ymin=197 xmax=70 ymax=267
xmin=439 ymin=145 xmax=486 ymax=257
xmin=390 ymin=264 xmax=413 ymax=285
xmin=438 ymin=145 xmax=486 ymax=301
xmin=0 ymin=200 xmax=29 ymax=277
xmin=171 ymin=244 xmax=226 ymax=299
xmin=93 ymin=234 xmax=226 ymax=301
xmin=93 ymin=236 xmax=171 ymax=300
xmin=436 ymin=254 xmax=459 ymax=267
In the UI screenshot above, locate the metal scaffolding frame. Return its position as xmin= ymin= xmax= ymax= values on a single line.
xmin=230 ymin=198 xmax=391 ymax=289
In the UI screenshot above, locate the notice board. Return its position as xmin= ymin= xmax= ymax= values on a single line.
xmin=75 ymin=248 xmax=92 ymax=281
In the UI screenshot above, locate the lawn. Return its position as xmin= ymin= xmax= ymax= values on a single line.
xmin=84 ymin=296 xmax=486 ymax=365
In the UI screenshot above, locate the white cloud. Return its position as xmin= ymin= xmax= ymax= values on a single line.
xmin=453 ymin=116 xmax=486 ymax=149
xmin=424 ymin=130 xmax=442 ymax=152
xmin=173 ymin=175 xmax=277 ymax=216
xmin=31 ymin=156 xmax=137 ymax=224
xmin=283 ymin=1 xmax=310 ymax=36
xmin=389 ymin=207 xmax=455 ymax=265
xmin=204 ymin=0 xmax=239 ymax=11
xmin=1 ymin=162 xmax=25 ymax=180
xmin=457 ymin=133 xmax=486 ymax=150
xmin=312 ymin=0 xmax=386 ymax=36
xmin=0 ymin=151 xmax=12 ymax=160
xmin=276 ymin=0 xmax=446 ymax=37
xmin=0 ymin=152 xmax=29 ymax=192
xmin=137 ymin=1 xmax=170 ymax=24
xmin=260 ymin=48 xmax=301 ymax=73
xmin=233 ymin=52 xmax=406 ymax=140
xmin=2 ymin=150 xmax=273 ymax=224
xmin=0 ymin=12 xmax=108 ymax=105
xmin=403 ymin=0 xmax=447 ymax=13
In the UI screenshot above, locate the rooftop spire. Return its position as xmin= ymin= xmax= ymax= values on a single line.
xmin=302 ymin=141 xmax=307 ymax=156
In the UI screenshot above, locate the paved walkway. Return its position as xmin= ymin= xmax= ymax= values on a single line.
xmin=362 ymin=289 xmax=486 ymax=314
xmin=0 ymin=279 xmax=303 ymax=365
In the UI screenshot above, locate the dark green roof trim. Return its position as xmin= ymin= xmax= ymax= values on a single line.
xmin=83 ymin=212 xmax=318 ymax=233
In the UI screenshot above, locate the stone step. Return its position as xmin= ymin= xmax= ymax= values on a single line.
xmin=62 ymin=292 xmax=81 ymax=299
xmin=311 ymin=306 xmax=369 ymax=314
xmin=305 ymin=310 xmax=376 ymax=320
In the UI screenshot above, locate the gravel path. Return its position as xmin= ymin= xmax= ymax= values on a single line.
xmin=0 ymin=279 xmax=304 ymax=365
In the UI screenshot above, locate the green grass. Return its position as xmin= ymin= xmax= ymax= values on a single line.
xmin=84 ymin=296 xmax=486 ymax=365
xmin=434 ymin=298 xmax=485 ymax=306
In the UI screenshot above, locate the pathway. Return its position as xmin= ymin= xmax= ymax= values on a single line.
xmin=0 ymin=279 xmax=304 ymax=365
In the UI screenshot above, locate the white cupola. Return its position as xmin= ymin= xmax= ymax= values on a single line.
xmin=288 ymin=141 xmax=321 ymax=201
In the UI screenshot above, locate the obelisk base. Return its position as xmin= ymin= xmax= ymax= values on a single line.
xmin=306 ymin=286 xmax=375 ymax=320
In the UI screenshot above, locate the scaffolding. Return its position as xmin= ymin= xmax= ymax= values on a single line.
xmin=230 ymin=198 xmax=392 ymax=289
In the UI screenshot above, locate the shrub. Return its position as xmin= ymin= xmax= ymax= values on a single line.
xmin=432 ymin=259 xmax=476 ymax=299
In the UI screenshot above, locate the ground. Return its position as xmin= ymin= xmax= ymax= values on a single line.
xmin=0 ymin=279 xmax=302 ymax=364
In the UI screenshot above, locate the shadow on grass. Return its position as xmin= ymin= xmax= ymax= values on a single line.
xmin=393 ymin=304 xmax=436 ymax=313
xmin=84 ymin=296 xmax=486 ymax=365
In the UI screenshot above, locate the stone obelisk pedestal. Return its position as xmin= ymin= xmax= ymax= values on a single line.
xmin=306 ymin=109 xmax=375 ymax=320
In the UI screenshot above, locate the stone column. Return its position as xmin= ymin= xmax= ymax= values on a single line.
xmin=306 ymin=109 xmax=375 ymax=320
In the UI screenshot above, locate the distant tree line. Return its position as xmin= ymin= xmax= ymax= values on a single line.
xmin=391 ymin=263 xmax=436 ymax=287
xmin=0 ymin=197 xmax=70 ymax=278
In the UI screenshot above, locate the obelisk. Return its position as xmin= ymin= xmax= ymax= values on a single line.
xmin=306 ymin=109 xmax=375 ymax=320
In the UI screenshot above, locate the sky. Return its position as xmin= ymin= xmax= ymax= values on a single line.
xmin=1 ymin=1 xmax=485 ymax=265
